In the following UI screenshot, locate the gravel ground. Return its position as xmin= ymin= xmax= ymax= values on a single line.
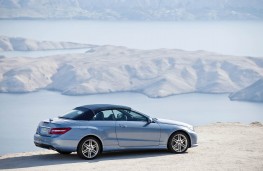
xmin=1 ymin=122 xmax=263 ymax=171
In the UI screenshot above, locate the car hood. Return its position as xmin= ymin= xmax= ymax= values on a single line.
xmin=155 ymin=118 xmax=192 ymax=127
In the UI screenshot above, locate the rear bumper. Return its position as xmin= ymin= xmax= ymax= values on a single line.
xmin=34 ymin=133 xmax=78 ymax=152
xmin=34 ymin=142 xmax=56 ymax=150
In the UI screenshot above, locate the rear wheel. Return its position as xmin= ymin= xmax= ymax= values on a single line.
xmin=168 ymin=132 xmax=189 ymax=153
xmin=56 ymin=150 xmax=72 ymax=155
xmin=77 ymin=137 xmax=101 ymax=160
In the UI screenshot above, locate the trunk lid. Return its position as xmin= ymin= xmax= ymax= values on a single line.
xmin=37 ymin=118 xmax=72 ymax=136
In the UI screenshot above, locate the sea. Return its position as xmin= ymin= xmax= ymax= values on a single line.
xmin=0 ymin=20 xmax=263 ymax=155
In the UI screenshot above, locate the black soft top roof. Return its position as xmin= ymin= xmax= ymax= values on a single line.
xmin=74 ymin=104 xmax=131 ymax=113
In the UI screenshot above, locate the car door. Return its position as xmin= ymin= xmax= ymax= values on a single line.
xmin=113 ymin=109 xmax=160 ymax=147
xmin=87 ymin=110 xmax=118 ymax=147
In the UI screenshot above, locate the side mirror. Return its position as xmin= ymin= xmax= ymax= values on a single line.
xmin=147 ymin=117 xmax=153 ymax=123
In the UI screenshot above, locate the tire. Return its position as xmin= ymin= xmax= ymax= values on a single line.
xmin=168 ymin=132 xmax=190 ymax=153
xmin=56 ymin=150 xmax=72 ymax=155
xmin=77 ymin=137 xmax=101 ymax=160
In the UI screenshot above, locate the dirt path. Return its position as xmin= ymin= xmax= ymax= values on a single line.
xmin=1 ymin=123 xmax=263 ymax=171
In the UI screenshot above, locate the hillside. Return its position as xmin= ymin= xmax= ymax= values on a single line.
xmin=0 ymin=36 xmax=94 ymax=51
xmin=229 ymin=78 xmax=263 ymax=102
xmin=0 ymin=0 xmax=263 ymax=20
xmin=0 ymin=45 xmax=263 ymax=98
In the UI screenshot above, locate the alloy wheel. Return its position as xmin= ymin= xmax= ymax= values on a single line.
xmin=77 ymin=137 xmax=101 ymax=159
xmin=168 ymin=132 xmax=189 ymax=153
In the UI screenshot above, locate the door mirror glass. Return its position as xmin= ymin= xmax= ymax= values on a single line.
xmin=147 ymin=117 xmax=153 ymax=123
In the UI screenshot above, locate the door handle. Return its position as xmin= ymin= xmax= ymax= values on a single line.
xmin=119 ymin=124 xmax=127 ymax=128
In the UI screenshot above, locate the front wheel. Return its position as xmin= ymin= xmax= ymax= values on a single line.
xmin=77 ymin=137 xmax=101 ymax=160
xmin=168 ymin=132 xmax=189 ymax=153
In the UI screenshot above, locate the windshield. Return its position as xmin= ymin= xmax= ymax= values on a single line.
xmin=59 ymin=109 xmax=94 ymax=120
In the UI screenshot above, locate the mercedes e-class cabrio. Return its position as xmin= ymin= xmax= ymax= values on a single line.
xmin=34 ymin=104 xmax=198 ymax=159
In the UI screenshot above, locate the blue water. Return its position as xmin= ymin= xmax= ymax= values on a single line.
xmin=0 ymin=91 xmax=262 ymax=155
xmin=0 ymin=20 xmax=263 ymax=57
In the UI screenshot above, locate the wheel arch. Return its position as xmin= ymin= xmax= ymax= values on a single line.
xmin=168 ymin=130 xmax=192 ymax=148
xmin=77 ymin=134 xmax=104 ymax=153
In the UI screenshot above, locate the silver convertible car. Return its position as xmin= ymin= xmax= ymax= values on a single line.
xmin=34 ymin=104 xmax=198 ymax=159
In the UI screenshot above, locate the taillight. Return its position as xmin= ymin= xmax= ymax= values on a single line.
xmin=49 ymin=128 xmax=71 ymax=135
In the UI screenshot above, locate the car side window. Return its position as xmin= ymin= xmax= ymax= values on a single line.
xmin=113 ymin=109 xmax=147 ymax=122
xmin=126 ymin=110 xmax=148 ymax=122
xmin=93 ymin=110 xmax=115 ymax=121
xmin=112 ymin=109 xmax=128 ymax=121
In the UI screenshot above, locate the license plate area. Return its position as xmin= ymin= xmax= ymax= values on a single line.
xmin=40 ymin=126 xmax=50 ymax=135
